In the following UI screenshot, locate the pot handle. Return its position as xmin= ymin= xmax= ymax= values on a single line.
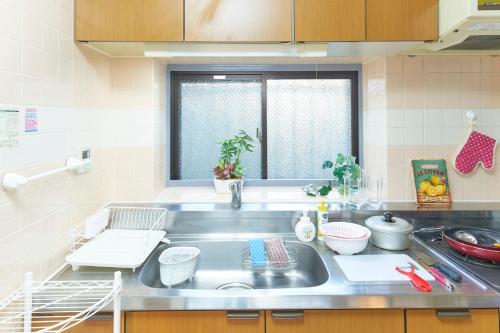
xmin=409 ymin=226 xmax=449 ymax=240
xmin=382 ymin=212 xmax=395 ymax=223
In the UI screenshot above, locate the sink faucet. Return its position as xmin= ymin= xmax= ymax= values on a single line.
xmin=229 ymin=180 xmax=243 ymax=208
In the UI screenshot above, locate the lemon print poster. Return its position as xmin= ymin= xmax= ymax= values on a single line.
xmin=412 ymin=159 xmax=452 ymax=205
xmin=478 ymin=0 xmax=500 ymax=10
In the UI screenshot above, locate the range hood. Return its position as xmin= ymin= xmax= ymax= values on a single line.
xmin=418 ymin=0 xmax=500 ymax=53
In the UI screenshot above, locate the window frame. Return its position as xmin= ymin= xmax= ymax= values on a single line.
xmin=167 ymin=65 xmax=362 ymax=186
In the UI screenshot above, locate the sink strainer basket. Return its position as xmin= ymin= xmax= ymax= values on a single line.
xmin=159 ymin=247 xmax=200 ymax=287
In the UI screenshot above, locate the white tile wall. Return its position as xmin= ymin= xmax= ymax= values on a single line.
xmin=364 ymin=55 xmax=500 ymax=202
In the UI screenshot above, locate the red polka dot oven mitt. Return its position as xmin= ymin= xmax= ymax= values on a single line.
xmin=454 ymin=130 xmax=497 ymax=175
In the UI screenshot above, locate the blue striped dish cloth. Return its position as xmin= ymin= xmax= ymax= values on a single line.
xmin=248 ymin=239 xmax=266 ymax=267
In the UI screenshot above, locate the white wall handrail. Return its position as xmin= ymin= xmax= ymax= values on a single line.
xmin=2 ymin=158 xmax=88 ymax=191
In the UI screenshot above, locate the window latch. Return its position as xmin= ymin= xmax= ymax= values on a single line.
xmin=256 ymin=128 xmax=263 ymax=144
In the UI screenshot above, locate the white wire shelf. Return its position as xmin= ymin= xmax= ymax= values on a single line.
xmin=0 ymin=272 xmax=121 ymax=333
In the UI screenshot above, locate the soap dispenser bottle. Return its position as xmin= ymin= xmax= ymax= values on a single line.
xmin=295 ymin=210 xmax=316 ymax=243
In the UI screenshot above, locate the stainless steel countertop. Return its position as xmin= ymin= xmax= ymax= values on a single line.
xmin=54 ymin=204 xmax=500 ymax=311
xmin=56 ymin=236 xmax=500 ymax=311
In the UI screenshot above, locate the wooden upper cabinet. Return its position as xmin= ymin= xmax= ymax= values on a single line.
xmin=294 ymin=0 xmax=365 ymax=42
xmin=266 ymin=310 xmax=404 ymax=333
xmin=406 ymin=309 xmax=500 ymax=333
xmin=127 ymin=311 xmax=265 ymax=333
xmin=366 ymin=0 xmax=438 ymax=41
xmin=75 ymin=0 xmax=183 ymax=42
xmin=185 ymin=0 xmax=292 ymax=42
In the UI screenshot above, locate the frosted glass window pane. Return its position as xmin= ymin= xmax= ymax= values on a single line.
xmin=177 ymin=80 xmax=262 ymax=180
xmin=267 ymin=79 xmax=352 ymax=179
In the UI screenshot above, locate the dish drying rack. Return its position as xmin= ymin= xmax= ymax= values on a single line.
xmin=242 ymin=240 xmax=298 ymax=272
xmin=67 ymin=206 xmax=168 ymax=271
xmin=0 ymin=272 xmax=121 ymax=333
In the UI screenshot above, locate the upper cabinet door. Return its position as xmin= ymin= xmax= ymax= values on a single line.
xmin=185 ymin=0 xmax=292 ymax=42
xmin=294 ymin=0 xmax=365 ymax=42
xmin=75 ymin=0 xmax=183 ymax=42
xmin=366 ymin=0 xmax=438 ymax=41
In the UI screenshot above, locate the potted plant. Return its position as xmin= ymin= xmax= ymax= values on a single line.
xmin=212 ymin=130 xmax=255 ymax=194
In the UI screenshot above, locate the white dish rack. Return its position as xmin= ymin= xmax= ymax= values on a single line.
xmin=0 ymin=272 xmax=121 ymax=333
xmin=66 ymin=206 xmax=168 ymax=271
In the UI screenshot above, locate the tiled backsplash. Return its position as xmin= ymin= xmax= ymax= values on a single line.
xmin=0 ymin=0 xmax=108 ymax=298
xmin=364 ymin=55 xmax=500 ymax=202
xmin=0 ymin=0 xmax=166 ymax=298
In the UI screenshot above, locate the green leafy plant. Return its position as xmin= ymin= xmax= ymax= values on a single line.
xmin=212 ymin=130 xmax=255 ymax=180
xmin=323 ymin=153 xmax=361 ymax=195
xmin=303 ymin=182 xmax=333 ymax=197
xmin=302 ymin=153 xmax=361 ymax=197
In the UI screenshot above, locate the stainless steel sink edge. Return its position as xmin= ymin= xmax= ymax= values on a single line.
xmin=139 ymin=237 xmax=330 ymax=291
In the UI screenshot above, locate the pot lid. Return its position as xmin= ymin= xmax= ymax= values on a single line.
xmin=365 ymin=212 xmax=413 ymax=234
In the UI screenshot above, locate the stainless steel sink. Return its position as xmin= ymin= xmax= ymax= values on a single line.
xmin=139 ymin=240 xmax=329 ymax=290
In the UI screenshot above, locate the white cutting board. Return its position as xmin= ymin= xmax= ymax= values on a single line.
xmin=334 ymin=254 xmax=435 ymax=283
xmin=66 ymin=229 xmax=165 ymax=270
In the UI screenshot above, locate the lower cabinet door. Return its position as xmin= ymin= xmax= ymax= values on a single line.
xmin=127 ymin=311 xmax=265 ymax=333
xmin=266 ymin=310 xmax=404 ymax=333
xmin=64 ymin=313 xmax=124 ymax=333
xmin=406 ymin=309 xmax=500 ymax=333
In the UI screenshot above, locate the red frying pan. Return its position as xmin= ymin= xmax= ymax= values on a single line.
xmin=442 ymin=227 xmax=500 ymax=262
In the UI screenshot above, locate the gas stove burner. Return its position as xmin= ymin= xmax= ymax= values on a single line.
xmin=447 ymin=248 xmax=500 ymax=269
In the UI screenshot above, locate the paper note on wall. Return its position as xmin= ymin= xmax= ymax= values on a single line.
xmin=0 ymin=110 xmax=20 ymax=147
xmin=25 ymin=108 xmax=38 ymax=133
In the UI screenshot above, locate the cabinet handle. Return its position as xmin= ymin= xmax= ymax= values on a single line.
xmin=226 ymin=311 xmax=260 ymax=320
xmin=271 ymin=310 xmax=304 ymax=320
xmin=87 ymin=313 xmax=113 ymax=321
xmin=436 ymin=309 xmax=471 ymax=318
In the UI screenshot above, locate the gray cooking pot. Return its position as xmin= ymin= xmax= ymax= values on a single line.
xmin=364 ymin=212 xmax=413 ymax=251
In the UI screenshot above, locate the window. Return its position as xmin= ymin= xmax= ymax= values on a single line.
xmin=170 ymin=71 xmax=359 ymax=182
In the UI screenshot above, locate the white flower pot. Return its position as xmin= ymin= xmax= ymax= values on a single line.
xmin=213 ymin=178 xmax=244 ymax=194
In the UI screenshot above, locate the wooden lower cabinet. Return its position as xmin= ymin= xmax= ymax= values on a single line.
xmin=64 ymin=320 xmax=112 ymax=333
xmin=406 ymin=309 xmax=500 ymax=333
xmin=266 ymin=310 xmax=404 ymax=333
xmin=63 ymin=313 xmax=124 ymax=333
xmin=96 ymin=309 xmax=499 ymax=333
xmin=127 ymin=311 xmax=265 ymax=333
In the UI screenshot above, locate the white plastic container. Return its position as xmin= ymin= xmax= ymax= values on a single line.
xmin=323 ymin=224 xmax=371 ymax=255
xmin=159 ymin=247 xmax=200 ymax=287
xmin=321 ymin=222 xmax=367 ymax=239
xmin=295 ymin=210 xmax=316 ymax=242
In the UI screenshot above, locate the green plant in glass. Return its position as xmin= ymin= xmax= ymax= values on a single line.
xmin=212 ymin=130 xmax=255 ymax=180
xmin=323 ymin=153 xmax=361 ymax=195
xmin=303 ymin=153 xmax=361 ymax=197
